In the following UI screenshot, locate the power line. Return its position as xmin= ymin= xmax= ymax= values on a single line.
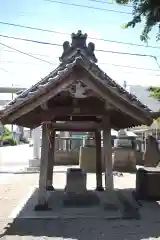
xmin=114 ymin=70 xmax=160 ymax=77
xmin=0 ymin=34 xmax=62 ymax=47
xmin=0 ymin=21 xmax=68 ymax=36
xmin=154 ymin=56 xmax=160 ymax=68
xmin=0 ymin=42 xmax=54 ymax=65
xmin=1 ymin=50 xmax=160 ymax=75
xmin=0 ymin=60 xmax=52 ymax=65
xmin=2 ymin=60 xmax=160 ymax=77
xmin=44 ymin=0 xmax=132 ymax=15
xmin=100 ymin=62 xmax=160 ymax=73
xmin=1 ymin=57 xmax=159 ymax=73
xmin=0 ymin=21 xmax=160 ymax=50
xmin=89 ymin=0 xmax=132 ymax=8
xmin=1 ymin=49 xmax=51 ymax=58
xmin=0 ymin=13 xmax=122 ymax=26
xmin=0 ymin=33 xmax=158 ymax=59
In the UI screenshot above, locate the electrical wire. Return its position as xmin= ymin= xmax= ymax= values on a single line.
xmin=1 ymin=49 xmax=51 ymax=58
xmin=154 ymin=56 xmax=160 ymax=68
xmin=89 ymin=0 xmax=132 ymax=8
xmin=1 ymin=58 xmax=160 ymax=73
xmin=0 ymin=21 xmax=159 ymax=50
xmin=0 ymin=21 xmax=68 ymax=36
xmin=0 ymin=60 xmax=52 ymax=65
xmin=1 ymin=51 xmax=160 ymax=76
xmin=100 ymin=62 xmax=160 ymax=73
xmin=0 ymin=42 xmax=54 ymax=65
xmin=44 ymin=0 xmax=132 ymax=15
xmin=106 ymin=69 xmax=160 ymax=77
xmin=0 ymin=34 xmax=62 ymax=47
xmin=0 ymin=34 xmax=157 ymax=59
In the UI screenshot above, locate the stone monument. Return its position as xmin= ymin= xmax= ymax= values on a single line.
xmin=28 ymin=127 xmax=41 ymax=169
xmin=144 ymin=135 xmax=160 ymax=167
xmin=64 ymin=167 xmax=100 ymax=207
xmin=65 ymin=168 xmax=87 ymax=193
xmin=113 ymin=130 xmax=137 ymax=172
xmin=79 ymin=132 xmax=104 ymax=173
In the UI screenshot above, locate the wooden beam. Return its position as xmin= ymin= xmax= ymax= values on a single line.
xmin=50 ymin=121 xmax=101 ymax=131
xmin=54 ymin=116 xmax=101 ymax=122
xmin=52 ymin=105 xmax=106 ymax=116
xmin=35 ymin=123 xmax=50 ymax=210
xmin=46 ymin=128 xmax=55 ymax=191
xmin=40 ymin=102 xmax=49 ymax=111
xmin=32 ymin=106 xmax=107 ymax=123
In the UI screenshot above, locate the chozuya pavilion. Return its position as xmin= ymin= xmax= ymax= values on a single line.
xmin=0 ymin=30 xmax=153 ymax=210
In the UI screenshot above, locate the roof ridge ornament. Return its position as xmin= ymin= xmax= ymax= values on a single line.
xmin=59 ymin=30 xmax=97 ymax=63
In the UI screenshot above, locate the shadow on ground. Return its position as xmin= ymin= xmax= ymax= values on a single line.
xmin=1 ymin=188 xmax=160 ymax=239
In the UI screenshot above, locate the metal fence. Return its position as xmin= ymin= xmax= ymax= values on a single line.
xmin=54 ymin=137 xmax=160 ymax=153
xmin=55 ymin=137 xmax=86 ymax=151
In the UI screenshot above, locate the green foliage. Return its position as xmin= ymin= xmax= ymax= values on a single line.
xmin=0 ymin=126 xmax=17 ymax=146
xmin=148 ymin=86 xmax=160 ymax=124
xmin=156 ymin=117 xmax=160 ymax=128
xmin=3 ymin=126 xmax=11 ymax=136
xmin=116 ymin=0 xmax=129 ymax=4
xmin=116 ymin=0 xmax=160 ymax=42
xmin=148 ymin=86 xmax=160 ymax=100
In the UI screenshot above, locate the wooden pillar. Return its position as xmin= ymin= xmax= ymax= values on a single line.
xmin=46 ymin=129 xmax=55 ymax=191
xmin=103 ymin=116 xmax=114 ymax=190
xmin=95 ymin=130 xmax=104 ymax=191
xmin=35 ymin=123 xmax=51 ymax=211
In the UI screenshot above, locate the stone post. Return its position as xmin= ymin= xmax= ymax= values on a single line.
xmin=33 ymin=127 xmax=41 ymax=160
xmin=95 ymin=130 xmax=104 ymax=191
xmin=103 ymin=116 xmax=114 ymax=190
xmin=46 ymin=129 xmax=56 ymax=191
xmin=29 ymin=127 xmax=41 ymax=169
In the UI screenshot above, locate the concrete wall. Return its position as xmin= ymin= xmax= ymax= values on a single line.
xmin=55 ymin=150 xmax=79 ymax=165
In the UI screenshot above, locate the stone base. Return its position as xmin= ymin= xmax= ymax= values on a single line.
xmin=96 ymin=186 xmax=104 ymax=191
xmin=79 ymin=146 xmax=104 ymax=173
xmin=17 ymin=188 xmax=123 ymax=219
xmin=34 ymin=203 xmax=51 ymax=211
xmin=65 ymin=168 xmax=87 ymax=193
xmin=136 ymin=167 xmax=160 ymax=200
xmin=63 ymin=191 xmax=100 ymax=207
xmin=113 ymin=148 xmax=136 ymax=172
xmin=46 ymin=186 xmax=54 ymax=191
xmin=29 ymin=158 xmax=40 ymax=168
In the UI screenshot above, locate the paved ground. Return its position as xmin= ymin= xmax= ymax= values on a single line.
xmin=0 ymin=145 xmax=31 ymax=172
xmin=0 ymin=172 xmax=159 ymax=239
xmin=0 ymin=145 xmax=160 ymax=239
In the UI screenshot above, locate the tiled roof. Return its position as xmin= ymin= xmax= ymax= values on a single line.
xmin=1 ymin=50 xmax=152 ymax=118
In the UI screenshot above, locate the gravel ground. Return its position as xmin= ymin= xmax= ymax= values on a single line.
xmin=0 ymin=173 xmax=160 ymax=239
xmin=1 ymin=218 xmax=160 ymax=239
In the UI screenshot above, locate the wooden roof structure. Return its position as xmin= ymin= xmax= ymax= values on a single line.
xmin=0 ymin=30 xmax=153 ymax=130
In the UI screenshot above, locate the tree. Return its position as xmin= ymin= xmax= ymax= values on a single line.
xmin=148 ymin=86 xmax=160 ymax=100
xmin=148 ymin=86 xmax=160 ymax=127
xmin=116 ymin=0 xmax=160 ymax=42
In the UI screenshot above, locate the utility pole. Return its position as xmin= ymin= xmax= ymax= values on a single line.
xmin=123 ymin=80 xmax=127 ymax=89
xmin=11 ymin=84 xmax=14 ymax=138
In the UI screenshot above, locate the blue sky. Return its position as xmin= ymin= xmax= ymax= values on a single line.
xmin=0 ymin=0 xmax=160 ymax=101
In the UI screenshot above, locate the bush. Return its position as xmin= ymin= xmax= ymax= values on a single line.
xmin=0 ymin=126 xmax=17 ymax=146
